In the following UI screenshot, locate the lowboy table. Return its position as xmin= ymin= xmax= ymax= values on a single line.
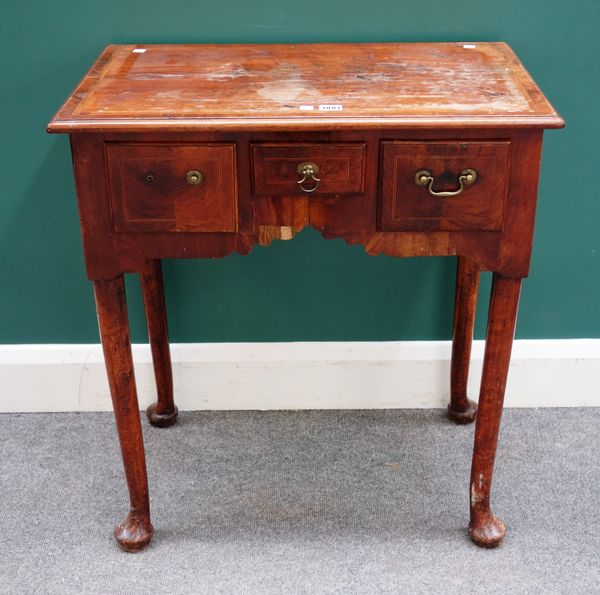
xmin=48 ymin=42 xmax=563 ymax=551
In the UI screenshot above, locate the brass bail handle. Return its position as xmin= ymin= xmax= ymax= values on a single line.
xmin=414 ymin=168 xmax=477 ymax=197
xmin=297 ymin=162 xmax=321 ymax=193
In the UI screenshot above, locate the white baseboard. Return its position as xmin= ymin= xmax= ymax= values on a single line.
xmin=0 ymin=340 xmax=598 ymax=412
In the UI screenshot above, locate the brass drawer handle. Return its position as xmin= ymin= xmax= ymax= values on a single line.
xmin=186 ymin=170 xmax=204 ymax=186
xmin=414 ymin=168 xmax=477 ymax=197
xmin=297 ymin=162 xmax=321 ymax=193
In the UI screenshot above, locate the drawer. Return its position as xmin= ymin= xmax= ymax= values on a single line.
xmin=379 ymin=141 xmax=510 ymax=231
xmin=106 ymin=143 xmax=237 ymax=232
xmin=251 ymin=143 xmax=366 ymax=196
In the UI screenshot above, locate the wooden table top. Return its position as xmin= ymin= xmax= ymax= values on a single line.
xmin=48 ymin=42 xmax=563 ymax=132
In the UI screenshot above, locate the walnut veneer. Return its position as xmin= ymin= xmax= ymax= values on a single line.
xmin=48 ymin=42 xmax=563 ymax=551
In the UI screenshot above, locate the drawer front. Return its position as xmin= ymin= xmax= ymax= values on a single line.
xmin=379 ymin=141 xmax=510 ymax=231
xmin=106 ymin=144 xmax=237 ymax=232
xmin=251 ymin=143 xmax=366 ymax=196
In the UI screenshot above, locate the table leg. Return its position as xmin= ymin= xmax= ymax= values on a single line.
xmin=468 ymin=273 xmax=521 ymax=548
xmin=94 ymin=276 xmax=154 ymax=552
xmin=140 ymin=260 xmax=178 ymax=428
xmin=448 ymin=256 xmax=479 ymax=424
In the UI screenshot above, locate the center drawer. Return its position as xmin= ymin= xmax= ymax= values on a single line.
xmin=251 ymin=143 xmax=366 ymax=196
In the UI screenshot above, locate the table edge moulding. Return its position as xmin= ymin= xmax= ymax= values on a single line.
xmin=47 ymin=42 xmax=564 ymax=552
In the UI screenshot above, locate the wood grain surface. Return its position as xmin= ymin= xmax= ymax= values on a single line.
xmin=48 ymin=43 xmax=563 ymax=132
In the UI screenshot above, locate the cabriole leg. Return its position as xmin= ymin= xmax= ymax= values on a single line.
xmin=468 ymin=274 xmax=521 ymax=548
xmin=94 ymin=276 xmax=154 ymax=552
xmin=449 ymin=256 xmax=480 ymax=424
xmin=140 ymin=260 xmax=178 ymax=428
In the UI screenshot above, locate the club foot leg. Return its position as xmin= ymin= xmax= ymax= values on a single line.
xmin=114 ymin=511 xmax=154 ymax=552
xmin=447 ymin=398 xmax=477 ymax=424
xmin=146 ymin=402 xmax=178 ymax=428
xmin=469 ymin=511 xmax=506 ymax=548
xmin=449 ymin=257 xmax=480 ymax=426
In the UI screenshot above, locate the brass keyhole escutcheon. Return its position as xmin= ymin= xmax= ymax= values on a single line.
xmin=186 ymin=170 xmax=204 ymax=186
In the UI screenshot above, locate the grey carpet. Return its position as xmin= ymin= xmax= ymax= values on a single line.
xmin=1 ymin=409 xmax=599 ymax=594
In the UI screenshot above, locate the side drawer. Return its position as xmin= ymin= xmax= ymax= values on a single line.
xmin=106 ymin=143 xmax=237 ymax=232
xmin=379 ymin=141 xmax=510 ymax=231
xmin=251 ymin=143 xmax=366 ymax=196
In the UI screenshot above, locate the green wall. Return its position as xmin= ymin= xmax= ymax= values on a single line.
xmin=1 ymin=1 xmax=597 ymax=343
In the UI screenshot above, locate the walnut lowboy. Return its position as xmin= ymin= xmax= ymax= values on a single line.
xmin=48 ymin=42 xmax=563 ymax=551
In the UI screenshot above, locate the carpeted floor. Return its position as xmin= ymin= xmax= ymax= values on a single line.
xmin=0 ymin=409 xmax=599 ymax=594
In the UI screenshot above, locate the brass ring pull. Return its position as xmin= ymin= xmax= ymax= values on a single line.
xmin=414 ymin=168 xmax=477 ymax=197
xmin=186 ymin=170 xmax=204 ymax=186
xmin=297 ymin=162 xmax=321 ymax=193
